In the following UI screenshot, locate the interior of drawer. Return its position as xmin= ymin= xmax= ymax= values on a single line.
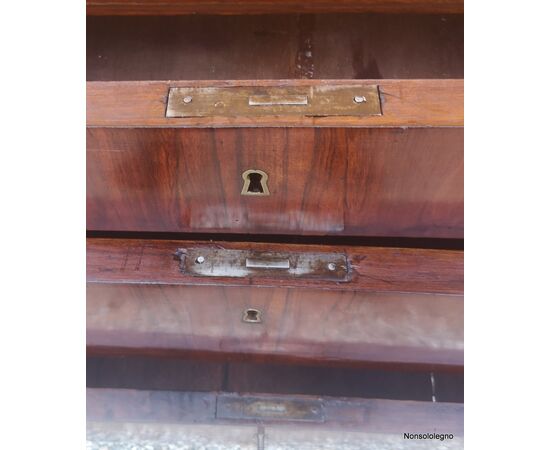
xmin=88 ymin=355 xmax=463 ymax=402
xmin=87 ymin=13 xmax=463 ymax=81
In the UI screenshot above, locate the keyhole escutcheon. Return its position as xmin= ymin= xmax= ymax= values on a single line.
xmin=241 ymin=169 xmax=270 ymax=196
xmin=242 ymin=308 xmax=262 ymax=323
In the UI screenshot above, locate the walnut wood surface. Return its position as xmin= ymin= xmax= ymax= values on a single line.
xmin=87 ymin=238 xmax=464 ymax=294
xmin=87 ymin=15 xmax=463 ymax=81
xmin=87 ymin=238 xmax=463 ymax=367
xmin=87 ymin=0 xmax=464 ymax=15
xmin=87 ymin=240 xmax=463 ymax=366
xmin=87 ymin=284 xmax=463 ymax=366
xmin=87 ymin=125 xmax=463 ymax=237
xmin=87 ymin=79 xmax=463 ymax=127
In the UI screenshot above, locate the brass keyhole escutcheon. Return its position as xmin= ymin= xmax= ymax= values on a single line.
xmin=241 ymin=169 xmax=270 ymax=196
xmin=242 ymin=308 xmax=262 ymax=323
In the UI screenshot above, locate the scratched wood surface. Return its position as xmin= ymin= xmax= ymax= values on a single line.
xmin=87 ymin=15 xmax=463 ymax=81
xmin=87 ymin=126 xmax=463 ymax=237
xmin=87 ymin=0 xmax=464 ymax=15
xmin=87 ymin=389 xmax=463 ymax=449
xmin=87 ymin=238 xmax=464 ymax=294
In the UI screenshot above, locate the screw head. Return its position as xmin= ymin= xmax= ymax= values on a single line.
xmin=327 ymin=263 xmax=336 ymax=271
xmin=183 ymin=96 xmax=193 ymax=104
xmin=195 ymin=256 xmax=205 ymax=264
xmin=354 ymin=95 xmax=367 ymax=104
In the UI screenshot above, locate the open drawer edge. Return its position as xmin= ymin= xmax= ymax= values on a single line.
xmin=86 ymin=79 xmax=464 ymax=128
xmin=87 ymin=238 xmax=463 ymax=294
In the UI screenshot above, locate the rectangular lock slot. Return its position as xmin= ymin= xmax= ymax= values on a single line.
xmin=248 ymin=95 xmax=308 ymax=106
xmin=216 ymin=394 xmax=324 ymax=422
xmin=178 ymin=248 xmax=350 ymax=282
xmin=245 ymin=257 xmax=290 ymax=269
xmin=166 ymin=85 xmax=381 ymax=118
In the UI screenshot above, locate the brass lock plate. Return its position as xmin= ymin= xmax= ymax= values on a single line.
xmin=216 ymin=394 xmax=324 ymax=422
xmin=166 ymin=85 xmax=381 ymax=118
xmin=177 ymin=248 xmax=350 ymax=282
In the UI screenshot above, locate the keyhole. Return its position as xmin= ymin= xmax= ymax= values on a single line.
xmin=241 ymin=169 xmax=270 ymax=196
xmin=243 ymin=308 xmax=262 ymax=323
xmin=247 ymin=172 xmax=264 ymax=193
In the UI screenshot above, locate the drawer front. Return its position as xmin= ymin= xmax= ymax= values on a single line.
xmin=87 ymin=126 xmax=463 ymax=237
xmin=87 ymin=283 xmax=463 ymax=367
xmin=86 ymin=238 xmax=464 ymax=367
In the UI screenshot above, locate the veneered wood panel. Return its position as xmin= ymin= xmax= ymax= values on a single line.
xmin=86 ymin=126 xmax=463 ymax=237
xmin=86 ymin=238 xmax=464 ymax=294
xmin=86 ymin=80 xmax=463 ymax=127
xmin=87 ymin=1 xmax=464 ymax=16
xmin=87 ymin=283 xmax=463 ymax=366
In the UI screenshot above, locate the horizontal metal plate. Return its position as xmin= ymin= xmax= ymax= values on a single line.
xmin=178 ymin=248 xmax=350 ymax=282
xmin=216 ymin=394 xmax=324 ymax=422
xmin=166 ymin=85 xmax=381 ymax=118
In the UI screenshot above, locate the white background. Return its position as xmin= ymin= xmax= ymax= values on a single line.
xmin=1 ymin=0 xmax=549 ymax=448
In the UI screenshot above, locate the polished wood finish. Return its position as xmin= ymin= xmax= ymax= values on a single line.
xmin=87 ymin=13 xmax=464 ymax=238
xmin=87 ymin=79 xmax=464 ymax=127
xmin=87 ymin=238 xmax=463 ymax=367
xmin=87 ymin=238 xmax=464 ymax=294
xmin=87 ymin=15 xmax=463 ymax=81
xmin=87 ymin=0 xmax=464 ymax=15
xmin=85 ymin=8 xmax=464 ymax=374
xmin=87 ymin=125 xmax=463 ymax=237
xmin=87 ymin=389 xmax=463 ymax=449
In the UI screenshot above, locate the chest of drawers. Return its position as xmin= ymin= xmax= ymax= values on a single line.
xmin=86 ymin=4 xmax=464 ymax=436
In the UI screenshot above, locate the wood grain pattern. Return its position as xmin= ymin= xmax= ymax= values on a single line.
xmin=87 ymin=238 xmax=464 ymax=294
xmin=87 ymin=15 xmax=463 ymax=81
xmin=87 ymin=125 xmax=463 ymax=237
xmin=87 ymin=0 xmax=464 ymax=15
xmin=87 ymin=284 xmax=463 ymax=366
xmin=87 ymin=239 xmax=462 ymax=367
xmin=87 ymin=79 xmax=464 ymax=127
xmin=87 ymin=389 xmax=463 ymax=449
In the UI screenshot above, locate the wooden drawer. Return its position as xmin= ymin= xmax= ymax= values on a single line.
xmin=87 ymin=110 xmax=463 ymax=237
xmin=87 ymin=238 xmax=463 ymax=368
xmin=87 ymin=388 xmax=463 ymax=448
xmin=86 ymin=13 xmax=464 ymax=238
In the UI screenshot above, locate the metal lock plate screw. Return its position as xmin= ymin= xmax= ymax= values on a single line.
xmin=354 ymin=95 xmax=367 ymax=104
xmin=195 ymin=256 xmax=205 ymax=264
xmin=183 ymin=96 xmax=193 ymax=104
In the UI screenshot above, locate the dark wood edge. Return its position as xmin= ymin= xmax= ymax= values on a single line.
xmin=87 ymin=345 xmax=465 ymax=373
xmin=87 ymin=1 xmax=464 ymax=16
